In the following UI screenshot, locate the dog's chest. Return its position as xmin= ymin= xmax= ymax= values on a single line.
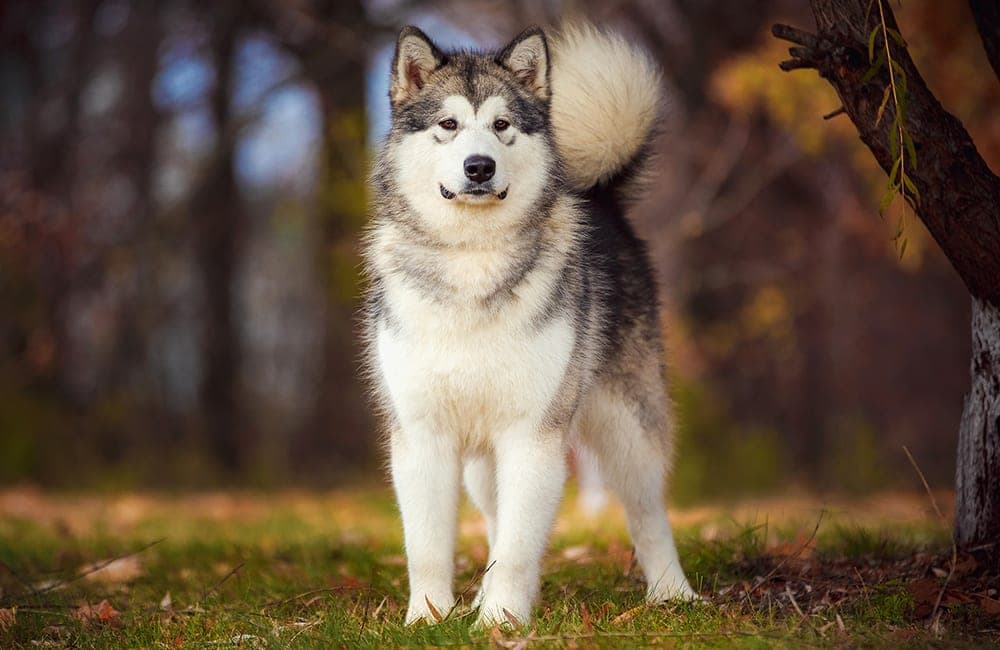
xmin=375 ymin=270 xmax=575 ymax=444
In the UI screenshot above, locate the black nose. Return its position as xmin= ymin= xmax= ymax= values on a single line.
xmin=464 ymin=155 xmax=495 ymax=183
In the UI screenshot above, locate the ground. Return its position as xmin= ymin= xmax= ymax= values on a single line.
xmin=0 ymin=485 xmax=997 ymax=648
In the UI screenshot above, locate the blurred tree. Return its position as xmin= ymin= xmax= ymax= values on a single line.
xmin=198 ymin=2 xmax=246 ymax=473
xmin=775 ymin=0 xmax=1000 ymax=552
xmin=246 ymin=0 xmax=390 ymax=474
xmin=0 ymin=0 xmax=990 ymax=492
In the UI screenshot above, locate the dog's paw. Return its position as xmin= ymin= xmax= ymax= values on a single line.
xmin=646 ymin=578 xmax=703 ymax=604
xmin=405 ymin=593 xmax=455 ymax=625
xmin=472 ymin=604 xmax=529 ymax=630
xmin=472 ymin=591 xmax=532 ymax=629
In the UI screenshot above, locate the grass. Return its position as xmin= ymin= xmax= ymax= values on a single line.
xmin=0 ymin=486 xmax=996 ymax=648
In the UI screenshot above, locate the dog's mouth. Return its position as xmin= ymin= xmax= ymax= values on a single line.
xmin=440 ymin=184 xmax=508 ymax=202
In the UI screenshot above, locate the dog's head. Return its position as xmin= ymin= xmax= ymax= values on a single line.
xmin=381 ymin=26 xmax=556 ymax=241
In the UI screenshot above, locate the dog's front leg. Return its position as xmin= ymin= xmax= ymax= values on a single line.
xmin=475 ymin=426 xmax=566 ymax=627
xmin=390 ymin=425 xmax=460 ymax=624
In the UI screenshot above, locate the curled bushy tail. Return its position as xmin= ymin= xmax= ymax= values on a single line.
xmin=549 ymin=23 xmax=662 ymax=195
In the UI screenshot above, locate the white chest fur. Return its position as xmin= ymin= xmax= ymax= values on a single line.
xmin=375 ymin=279 xmax=575 ymax=447
xmin=368 ymin=194 xmax=582 ymax=446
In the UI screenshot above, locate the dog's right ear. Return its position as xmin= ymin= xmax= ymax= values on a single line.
xmin=390 ymin=26 xmax=446 ymax=106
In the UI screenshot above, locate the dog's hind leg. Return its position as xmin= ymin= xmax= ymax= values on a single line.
xmin=579 ymin=384 xmax=698 ymax=603
xmin=463 ymin=453 xmax=497 ymax=608
xmin=463 ymin=453 xmax=497 ymax=548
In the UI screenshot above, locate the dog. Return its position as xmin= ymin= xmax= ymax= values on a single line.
xmin=362 ymin=22 xmax=698 ymax=627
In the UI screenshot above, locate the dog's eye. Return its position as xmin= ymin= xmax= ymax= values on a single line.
xmin=438 ymin=119 xmax=457 ymax=130
xmin=493 ymin=119 xmax=510 ymax=132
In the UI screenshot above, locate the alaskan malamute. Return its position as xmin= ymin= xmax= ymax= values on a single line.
xmin=362 ymin=23 xmax=697 ymax=626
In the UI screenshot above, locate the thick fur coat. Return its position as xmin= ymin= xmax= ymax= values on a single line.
xmin=362 ymin=23 xmax=697 ymax=627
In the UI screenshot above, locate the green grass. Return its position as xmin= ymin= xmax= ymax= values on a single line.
xmin=0 ymin=488 xmax=993 ymax=648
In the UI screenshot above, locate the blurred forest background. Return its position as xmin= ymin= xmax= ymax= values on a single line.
xmin=0 ymin=0 xmax=997 ymax=497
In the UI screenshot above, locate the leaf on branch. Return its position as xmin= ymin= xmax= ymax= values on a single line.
xmin=888 ymin=118 xmax=900 ymax=159
xmin=901 ymin=173 xmax=920 ymax=201
xmin=875 ymin=85 xmax=892 ymax=126
xmin=890 ymin=60 xmax=908 ymax=89
xmin=904 ymin=133 xmax=918 ymax=170
xmin=862 ymin=54 xmax=886 ymax=83
xmin=888 ymin=157 xmax=902 ymax=187
xmin=879 ymin=187 xmax=896 ymax=216
xmin=868 ymin=25 xmax=880 ymax=62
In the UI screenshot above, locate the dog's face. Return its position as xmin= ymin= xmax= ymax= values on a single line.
xmin=383 ymin=27 xmax=556 ymax=242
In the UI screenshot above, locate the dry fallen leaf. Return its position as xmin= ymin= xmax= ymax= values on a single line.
xmin=0 ymin=607 xmax=15 ymax=632
xmin=579 ymin=602 xmax=594 ymax=633
xmin=73 ymin=600 xmax=121 ymax=627
xmin=908 ymin=577 xmax=940 ymax=618
xmin=611 ymin=602 xmax=647 ymax=626
xmin=424 ymin=595 xmax=443 ymax=623
xmin=980 ymin=596 xmax=1000 ymax=617
xmin=560 ymin=545 xmax=590 ymax=561
xmin=81 ymin=556 xmax=143 ymax=585
xmin=954 ymin=554 xmax=979 ymax=576
xmin=31 ymin=578 xmax=63 ymax=592
xmin=769 ymin=532 xmax=816 ymax=559
xmin=160 ymin=592 xmax=173 ymax=610
xmin=228 ymin=633 xmax=265 ymax=648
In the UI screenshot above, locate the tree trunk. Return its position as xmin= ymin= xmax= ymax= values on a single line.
xmin=249 ymin=0 xmax=375 ymax=475
xmin=191 ymin=3 xmax=246 ymax=474
xmin=773 ymin=0 xmax=1000 ymax=551
xmin=955 ymin=298 xmax=1000 ymax=550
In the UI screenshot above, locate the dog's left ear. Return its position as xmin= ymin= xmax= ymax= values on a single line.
xmin=496 ymin=27 xmax=549 ymax=100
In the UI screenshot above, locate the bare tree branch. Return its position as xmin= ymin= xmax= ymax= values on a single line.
xmin=969 ymin=0 xmax=1000 ymax=81
xmin=774 ymin=1 xmax=1000 ymax=306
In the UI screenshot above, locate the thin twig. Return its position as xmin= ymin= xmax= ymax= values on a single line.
xmin=785 ymin=584 xmax=805 ymax=618
xmin=772 ymin=24 xmax=820 ymax=48
xmin=749 ymin=511 xmax=826 ymax=595
xmin=33 ymin=538 xmax=165 ymax=595
xmin=902 ymin=445 xmax=957 ymax=625
xmin=823 ymin=106 xmax=847 ymax=120
xmin=782 ymin=583 xmax=816 ymax=636
xmin=265 ymin=586 xmax=352 ymax=609
xmin=200 ymin=562 xmax=245 ymax=602
xmin=874 ymin=0 xmax=912 ymax=245
xmin=447 ymin=559 xmax=496 ymax=620
xmin=0 ymin=560 xmax=40 ymax=599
